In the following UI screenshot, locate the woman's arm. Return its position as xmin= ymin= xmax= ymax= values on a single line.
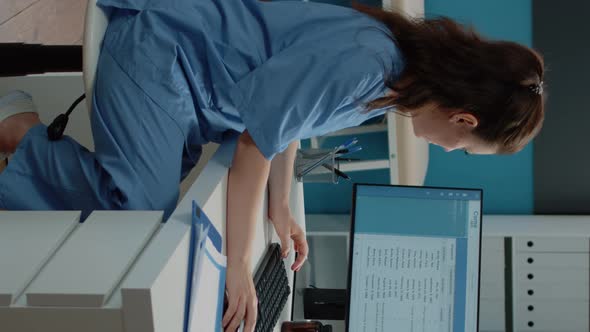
xmin=223 ymin=130 xmax=271 ymax=332
xmin=268 ymin=141 xmax=297 ymax=218
xmin=268 ymin=141 xmax=308 ymax=271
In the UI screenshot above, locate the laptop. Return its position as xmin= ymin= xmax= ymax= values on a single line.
xmin=346 ymin=184 xmax=483 ymax=332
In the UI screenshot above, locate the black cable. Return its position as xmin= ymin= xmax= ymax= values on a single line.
xmin=47 ymin=93 xmax=86 ymax=141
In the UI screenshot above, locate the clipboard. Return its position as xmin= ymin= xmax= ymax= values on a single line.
xmin=184 ymin=201 xmax=226 ymax=332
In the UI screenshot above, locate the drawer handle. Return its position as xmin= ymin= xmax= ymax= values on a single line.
xmin=527 ymin=241 xmax=534 ymax=247
xmin=528 ymin=305 xmax=534 ymax=311
xmin=527 ymin=257 xmax=534 ymax=264
xmin=528 ymin=289 xmax=534 ymax=296
xmin=528 ymin=321 xmax=534 ymax=327
xmin=527 ymin=273 xmax=534 ymax=280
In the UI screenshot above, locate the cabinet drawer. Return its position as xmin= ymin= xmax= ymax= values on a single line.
xmin=515 ymin=253 xmax=589 ymax=269
xmin=514 ymin=237 xmax=589 ymax=252
xmin=515 ymin=268 xmax=588 ymax=284
xmin=515 ymin=280 xmax=589 ymax=300
xmin=514 ymin=300 xmax=589 ymax=331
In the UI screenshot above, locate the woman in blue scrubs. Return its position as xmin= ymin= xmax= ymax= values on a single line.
xmin=0 ymin=1 xmax=544 ymax=330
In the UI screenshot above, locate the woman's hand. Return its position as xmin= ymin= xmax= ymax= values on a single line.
xmin=222 ymin=260 xmax=258 ymax=332
xmin=268 ymin=205 xmax=309 ymax=271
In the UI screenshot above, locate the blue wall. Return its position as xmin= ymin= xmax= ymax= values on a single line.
xmin=423 ymin=0 xmax=533 ymax=214
xmin=303 ymin=0 xmax=534 ymax=215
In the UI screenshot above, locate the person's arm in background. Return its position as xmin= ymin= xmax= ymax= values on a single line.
xmin=223 ymin=130 xmax=270 ymax=332
xmin=268 ymin=141 xmax=308 ymax=271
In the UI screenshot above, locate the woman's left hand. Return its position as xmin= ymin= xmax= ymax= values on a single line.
xmin=268 ymin=205 xmax=308 ymax=271
xmin=223 ymin=260 xmax=257 ymax=332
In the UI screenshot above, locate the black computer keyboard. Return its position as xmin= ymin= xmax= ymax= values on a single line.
xmin=254 ymin=243 xmax=291 ymax=332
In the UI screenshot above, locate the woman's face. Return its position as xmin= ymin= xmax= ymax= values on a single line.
xmin=409 ymin=103 xmax=497 ymax=155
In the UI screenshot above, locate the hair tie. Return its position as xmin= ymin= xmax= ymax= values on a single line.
xmin=529 ymin=81 xmax=544 ymax=95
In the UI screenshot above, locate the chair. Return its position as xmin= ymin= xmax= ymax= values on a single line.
xmin=82 ymin=0 xmax=110 ymax=113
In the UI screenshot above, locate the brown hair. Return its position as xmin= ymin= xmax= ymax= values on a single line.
xmin=353 ymin=3 xmax=545 ymax=154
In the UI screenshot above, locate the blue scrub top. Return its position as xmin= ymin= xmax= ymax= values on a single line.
xmin=97 ymin=0 xmax=405 ymax=159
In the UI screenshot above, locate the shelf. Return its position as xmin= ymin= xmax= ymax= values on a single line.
xmin=304 ymin=159 xmax=390 ymax=175
xmin=315 ymin=123 xmax=386 ymax=137
xmin=306 ymin=214 xmax=350 ymax=237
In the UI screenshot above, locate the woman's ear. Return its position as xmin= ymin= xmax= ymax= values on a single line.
xmin=451 ymin=112 xmax=478 ymax=129
xmin=387 ymin=89 xmax=399 ymax=98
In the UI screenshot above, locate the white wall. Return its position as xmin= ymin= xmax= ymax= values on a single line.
xmin=0 ymin=74 xmax=93 ymax=150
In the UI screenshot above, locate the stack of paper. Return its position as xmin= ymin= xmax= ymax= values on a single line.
xmin=184 ymin=202 xmax=226 ymax=332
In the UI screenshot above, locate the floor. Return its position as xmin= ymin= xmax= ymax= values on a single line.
xmin=0 ymin=0 xmax=87 ymax=45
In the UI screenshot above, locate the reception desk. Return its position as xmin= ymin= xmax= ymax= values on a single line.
xmin=0 ymin=140 xmax=305 ymax=332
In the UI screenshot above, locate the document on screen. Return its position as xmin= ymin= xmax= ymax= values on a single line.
xmin=349 ymin=234 xmax=456 ymax=332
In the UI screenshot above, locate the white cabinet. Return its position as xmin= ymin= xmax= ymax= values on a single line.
xmin=513 ymin=299 xmax=588 ymax=332
xmin=514 ymin=237 xmax=589 ymax=253
xmin=512 ymin=236 xmax=589 ymax=332
xmin=304 ymin=214 xmax=590 ymax=332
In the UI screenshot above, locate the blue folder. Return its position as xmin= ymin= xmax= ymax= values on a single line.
xmin=184 ymin=201 xmax=226 ymax=332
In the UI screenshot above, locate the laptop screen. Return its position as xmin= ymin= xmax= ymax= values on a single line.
xmin=346 ymin=184 xmax=482 ymax=332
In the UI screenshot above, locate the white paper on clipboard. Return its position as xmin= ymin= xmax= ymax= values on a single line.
xmin=185 ymin=202 xmax=227 ymax=332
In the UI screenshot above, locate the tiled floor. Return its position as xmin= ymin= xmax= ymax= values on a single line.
xmin=0 ymin=0 xmax=382 ymax=46
xmin=0 ymin=0 xmax=87 ymax=45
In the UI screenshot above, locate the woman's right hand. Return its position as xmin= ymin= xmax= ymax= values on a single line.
xmin=222 ymin=260 xmax=258 ymax=332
